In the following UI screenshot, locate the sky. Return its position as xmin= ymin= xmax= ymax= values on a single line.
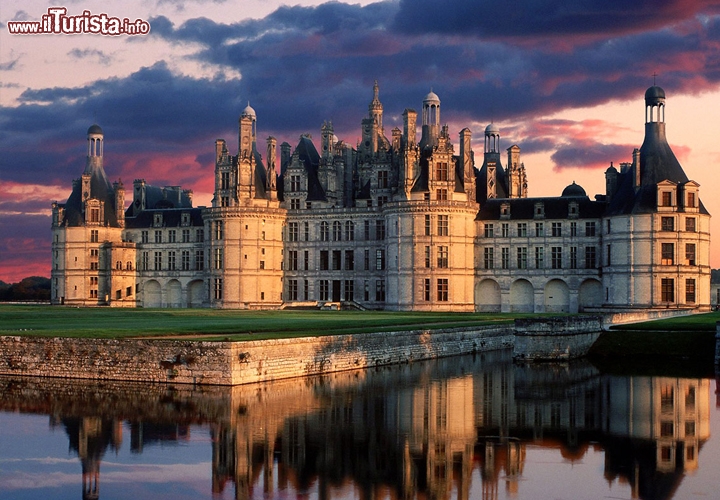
xmin=2 ymin=0 xmax=720 ymax=283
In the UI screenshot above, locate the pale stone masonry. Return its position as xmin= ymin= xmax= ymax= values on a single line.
xmin=51 ymin=85 xmax=710 ymax=311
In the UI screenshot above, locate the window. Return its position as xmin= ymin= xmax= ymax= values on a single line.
xmin=551 ymin=247 xmax=562 ymax=269
xmin=535 ymin=247 xmax=544 ymax=269
xmin=585 ymin=222 xmax=596 ymax=237
xmin=424 ymin=279 xmax=431 ymax=301
xmin=182 ymin=229 xmax=190 ymax=242
xmin=304 ymin=222 xmax=309 ymax=241
xmin=437 ymin=279 xmax=449 ymax=301
xmin=688 ymin=192 xmax=696 ymax=208
xmin=484 ymin=223 xmax=494 ymax=238
xmin=686 ymin=386 xmax=696 ymax=410
xmin=154 ymin=251 xmax=162 ymax=271
xmin=501 ymin=223 xmax=509 ymax=237
xmin=376 ymin=249 xmax=386 ymax=270
xmin=166 ymin=251 xmax=175 ymax=270
xmin=501 ymin=248 xmax=509 ymax=269
xmin=126 ymin=286 xmax=132 ymax=297
xmin=686 ymin=217 xmax=696 ymax=232
xmin=220 ymin=196 xmax=229 ymax=207
xmin=606 ymin=244 xmax=612 ymax=266
xmin=378 ymin=171 xmax=389 ymax=189
xmin=376 ymin=220 xmax=386 ymax=240
xmin=438 ymin=246 xmax=449 ymax=268
xmin=551 ymin=222 xmax=562 ymax=237
xmin=141 ymin=231 xmax=149 ymax=243
xmin=290 ymin=198 xmax=300 ymax=210
xmin=214 ymin=221 xmax=223 ymax=240
xmin=424 ymin=246 xmax=431 ymax=268
xmin=436 ymin=162 xmax=449 ymax=181
xmin=585 ymin=246 xmax=596 ymax=269
xmin=660 ymin=421 xmax=674 ymax=437
xmin=288 ymin=222 xmax=299 ymax=241
xmin=321 ymin=221 xmax=329 ymax=241
xmin=661 ymin=217 xmax=674 ymax=231
xmin=168 ymin=230 xmax=176 ymax=243
xmin=606 ymin=219 xmax=611 ymax=234
xmin=376 ymin=280 xmax=386 ymax=301
xmin=214 ymin=248 xmax=223 ymax=270
xmin=661 ymin=243 xmax=674 ymax=265
xmin=91 ymin=230 xmax=99 ymax=243
xmin=259 ymin=260 xmax=265 ymax=270
xmin=345 ymin=221 xmax=355 ymax=241
xmin=290 ymin=175 xmax=301 ymax=191
xmin=517 ymin=247 xmax=528 ymax=269
xmin=89 ymin=208 xmax=100 ymax=223
xmin=345 ymin=250 xmax=354 ymax=270
xmin=517 ymin=223 xmax=527 ymax=237
xmin=686 ymin=243 xmax=696 ymax=266
xmin=436 ymin=189 xmax=447 ymax=201
xmin=437 ymin=215 xmax=448 ymax=236
xmin=195 ymin=250 xmax=204 ymax=270
xmin=332 ymin=250 xmax=341 ymax=270
xmin=483 ymin=248 xmax=494 ymax=269
xmin=365 ymin=220 xmax=372 ymax=240
xmin=364 ymin=249 xmax=370 ymax=270
xmin=304 ymin=251 xmax=309 ymax=271
xmin=662 ymin=191 xmax=672 ymax=206
xmin=686 ymin=279 xmax=696 ymax=303
xmin=535 ymin=223 xmax=544 ymax=237
xmin=196 ymin=228 xmax=204 ymax=242
xmin=424 ymin=215 xmax=431 ymax=236
xmin=154 ymin=213 xmax=163 ymax=227
xmin=155 ymin=230 xmax=162 ymax=243
xmin=221 ymin=171 xmax=230 ymax=190
xmin=214 ymin=278 xmax=223 ymax=300
xmin=333 ymin=221 xmax=342 ymax=241
xmin=686 ymin=421 xmax=696 ymax=437
xmin=320 ymin=250 xmax=329 ymax=270
xmin=288 ymin=280 xmax=298 ymax=301
xmin=288 ymin=250 xmax=298 ymax=271
xmin=344 ymin=280 xmax=354 ymax=301
xmin=319 ymin=280 xmax=329 ymax=301
xmin=570 ymin=222 xmax=577 ymax=237
xmin=661 ymin=278 xmax=675 ymax=302
xmin=570 ymin=247 xmax=577 ymax=269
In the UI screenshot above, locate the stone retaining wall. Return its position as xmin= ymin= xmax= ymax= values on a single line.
xmin=513 ymin=316 xmax=603 ymax=361
xmin=0 ymin=325 xmax=515 ymax=386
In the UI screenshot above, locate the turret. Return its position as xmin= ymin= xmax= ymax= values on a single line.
xmin=420 ymin=90 xmax=440 ymax=149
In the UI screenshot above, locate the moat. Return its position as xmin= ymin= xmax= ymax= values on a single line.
xmin=1 ymin=350 xmax=719 ymax=500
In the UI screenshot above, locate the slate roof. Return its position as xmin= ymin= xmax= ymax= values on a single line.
xmin=125 ymin=207 xmax=204 ymax=229
xmin=477 ymin=195 xmax=606 ymax=221
xmin=61 ymin=162 xmax=119 ymax=227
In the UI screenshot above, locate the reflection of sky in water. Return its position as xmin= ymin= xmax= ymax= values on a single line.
xmin=1 ymin=358 xmax=720 ymax=500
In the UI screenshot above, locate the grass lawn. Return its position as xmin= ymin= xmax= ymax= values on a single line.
xmin=610 ymin=311 xmax=720 ymax=331
xmin=0 ymin=304 xmax=533 ymax=341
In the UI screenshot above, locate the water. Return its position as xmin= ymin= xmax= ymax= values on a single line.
xmin=1 ymin=350 xmax=719 ymax=500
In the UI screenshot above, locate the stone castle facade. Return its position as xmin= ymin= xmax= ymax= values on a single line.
xmin=51 ymin=84 xmax=711 ymax=312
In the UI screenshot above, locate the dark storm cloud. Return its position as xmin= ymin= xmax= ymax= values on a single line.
xmin=393 ymin=0 xmax=720 ymax=39
xmin=551 ymin=142 xmax=637 ymax=170
xmin=67 ymin=49 xmax=114 ymax=66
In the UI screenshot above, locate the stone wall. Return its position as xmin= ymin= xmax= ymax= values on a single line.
xmin=513 ymin=316 xmax=603 ymax=361
xmin=0 ymin=325 xmax=515 ymax=386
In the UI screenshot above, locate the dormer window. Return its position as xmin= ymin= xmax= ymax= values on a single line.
xmin=568 ymin=202 xmax=579 ymax=218
xmin=661 ymin=192 xmax=672 ymax=206
xmin=657 ymin=180 xmax=678 ymax=212
xmin=534 ymin=202 xmax=545 ymax=219
xmin=154 ymin=213 xmax=163 ymax=227
xmin=500 ymin=203 xmax=510 ymax=219
xmin=181 ymin=213 xmax=190 ymax=226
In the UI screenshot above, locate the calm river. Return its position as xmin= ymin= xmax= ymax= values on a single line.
xmin=1 ymin=350 xmax=719 ymax=500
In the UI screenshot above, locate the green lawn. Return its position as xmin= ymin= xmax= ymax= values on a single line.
xmin=609 ymin=311 xmax=720 ymax=331
xmin=0 ymin=304 xmax=530 ymax=341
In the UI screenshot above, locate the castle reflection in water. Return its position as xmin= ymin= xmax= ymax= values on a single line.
xmin=0 ymin=351 xmax=711 ymax=500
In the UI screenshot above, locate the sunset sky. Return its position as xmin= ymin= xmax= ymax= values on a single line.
xmin=2 ymin=0 xmax=720 ymax=283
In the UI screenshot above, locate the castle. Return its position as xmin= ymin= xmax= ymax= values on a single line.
xmin=51 ymin=84 xmax=711 ymax=312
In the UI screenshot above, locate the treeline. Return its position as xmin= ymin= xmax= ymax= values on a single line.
xmin=0 ymin=277 xmax=51 ymax=301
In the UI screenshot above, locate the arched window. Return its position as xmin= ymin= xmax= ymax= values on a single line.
xmin=320 ymin=221 xmax=329 ymax=241
xmin=126 ymin=261 xmax=133 ymax=270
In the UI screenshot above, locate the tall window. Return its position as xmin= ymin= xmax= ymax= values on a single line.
xmin=214 ymin=248 xmax=223 ymax=270
xmin=344 ymin=280 xmax=354 ymax=301
xmin=319 ymin=280 xmax=329 ymax=301
xmin=168 ymin=251 xmax=176 ymax=271
xmin=437 ymin=279 xmax=449 ymax=301
xmin=287 ymin=280 xmax=298 ymax=301
xmin=168 ymin=230 xmax=176 ymax=243
xmin=435 ymin=162 xmax=448 ymax=181
xmin=662 ymin=191 xmax=672 ymax=206
xmin=345 ymin=250 xmax=354 ymax=270
xmin=535 ymin=223 xmax=544 ymax=237
xmin=686 ymin=217 xmax=696 ymax=232
xmin=195 ymin=250 xmax=204 ymax=270
xmin=321 ymin=221 xmax=329 ymax=241
xmin=661 ymin=243 xmax=674 ymax=265
xmin=661 ymin=217 xmax=674 ymax=231
xmin=686 ymin=279 xmax=696 ymax=303
xmin=661 ymin=278 xmax=675 ymax=302
xmin=585 ymin=222 xmax=596 ymax=237
xmin=214 ymin=278 xmax=223 ymax=300
xmin=424 ymin=279 xmax=431 ymax=301
xmin=196 ymin=228 xmax=204 ymax=242
xmin=376 ymin=249 xmax=386 ymax=270
xmin=333 ymin=221 xmax=342 ymax=241
xmin=437 ymin=215 xmax=449 ymax=236
xmin=501 ymin=223 xmax=509 ymax=237
xmin=345 ymin=221 xmax=355 ymax=241
xmin=214 ymin=221 xmax=223 ymax=240
xmin=320 ymin=250 xmax=329 ymax=270
xmin=484 ymin=223 xmax=494 ymax=238
xmin=551 ymin=247 xmax=562 ymax=269
xmin=687 ymin=192 xmax=696 ymax=208
xmin=570 ymin=222 xmax=577 ymax=237
xmin=424 ymin=215 xmax=431 ymax=236
xmin=290 ymin=175 xmax=301 ymax=191
xmin=424 ymin=246 xmax=431 ymax=268
xmin=501 ymin=247 xmax=509 ymax=269
xmin=288 ymin=250 xmax=298 ymax=271
xmin=570 ymin=247 xmax=577 ymax=269
xmin=376 ymin=220 xmax=386 ymax=240
xmin=535 ymin=247 xmax=544 ymax=269
xmin=584 ymin=246 xmax=596 ymax=268
xmin=436 ymin=189 xmax=448 ymax=201
xmin=378 ymin=171 xmax=389 ymax=188
xmin=288 ymin=222 xmax=299 ymax=241
xmin=221 ymin=171 xmax=230 ymax=190
xmin=483 ymin=248 xmax=494 ymax=269
xmin=551 ymin=222 xmax=562 ymax=237
xmin=141 ymin=231 xmax=149 ymax=243
xmin=517 ymin=223 xmax=527 ymax=237
xmin=376 ymin=280 xmax=386 ymax=301
xmin=155 ymin=230 xmax=162 ymax=243
xmin=517 ymin=247 xmax=528 ymax=269
xmin=142 ymin=252 xmax=149 ymax=271
xmin=686 ymin=243 xmax=696 ymax=265
xmin=90 ymin=230 xmax=99 ymax=243
xmin=154 ymin=251 xmax=162 ymax=271
xmin=182 ymin=229 xmax=190 ymax=242
xmin=438 ymin=246 xmax=449 ymax=268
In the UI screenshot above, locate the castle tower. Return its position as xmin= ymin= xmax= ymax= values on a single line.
xmin=420 ymin=90 xmax=441 ymax=149
xmin=238 ymin=103 xmax=257 ymax=199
